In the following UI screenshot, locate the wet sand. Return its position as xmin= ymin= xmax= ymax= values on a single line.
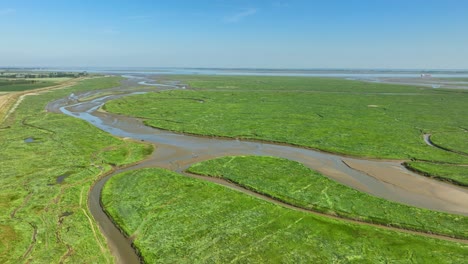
xmin=46 ymin=76 xmax=468 ymax=262
xmin=366 ymin=77 xmax=468 ymax=90
xmin=89 ymin=168 xmax=142 ymax=264
xmin=48 ymin=81 xmax=468 ymax=215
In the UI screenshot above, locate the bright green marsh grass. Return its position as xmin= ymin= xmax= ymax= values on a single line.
xmin=405 ymin=161 xmax=468 ymax=186
xmin=175 ymin=75 xmax=434 ymax=92
xmin=431 ymin=131 xmax=468 ymax=155
xmin=188 ymin=156 xmax=468 ymax=239
xmin=0 ymin=79 xmax=54 ymax=92
xmin=0 ymin=77 xmax=152 ymax=263
xmin=102 ymin=168 xmax=468 ymax=263
xmin=105 ymin=78 xmax=468 ymax=163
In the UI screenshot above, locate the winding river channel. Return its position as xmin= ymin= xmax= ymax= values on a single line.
xmin=47 ymin=76 xmax=468 ymax=263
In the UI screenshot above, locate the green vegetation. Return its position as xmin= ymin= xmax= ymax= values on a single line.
xmin=3 ymin=74 xmax=466 ymax=262
xmin=431 ymin=131 xmax=468 ymax=155
xmin=102 ymin=168 xmax=468 ymax=263
xmin=0 ymin=79 xmax=54 ymax=92
xmin=105 ymin=75 xmax=468 ymax=188
xmin=0 ymin=71 xmax=87 ymax=79
xmin=0 ymin=77 xmax=152 ymax=263
xmin=178 ymin=75 xmax=433 ymax=92
xmin=188 ymin=156 xmax=468 ymax=238
xmin=440 ymin=78 xmax=468 ymax=82
xmin=105 ymin=76 xmax=468 ymax=163
xmin=405 ymin=161 xmax=468 ymax=186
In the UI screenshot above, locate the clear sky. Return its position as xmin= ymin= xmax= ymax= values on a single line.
xmin=1 ymin=0 xmax=467 ymax=69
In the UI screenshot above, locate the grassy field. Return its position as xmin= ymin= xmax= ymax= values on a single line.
xmin=105 ymin=76 xmax=468 ymax=166
xmin=0 ymin=77 xmax=152 ymax=263
xmin=405 ymin=161 xmax=468 ymax=186
xmin=431 ymin=132 xmax=468 ymax=155
xmin=24 ymin=77 xmax=73 ymax=83
xmin=188 ymin=155 xmax=468 ymax=238
xmin=102 ymin=168 xmax=468 ymax=263
xmin=0 ymin=79 xmax=54 ymax=92
xmin=177 ymin=75 xmax=441 ymax=92
xmin=3 ymin=74 xmax=466 ymax=262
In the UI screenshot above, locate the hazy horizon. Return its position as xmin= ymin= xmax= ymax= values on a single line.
xmin=2 ymin=66 xmax=468 ymax=72
xmin=1 ymin=0 xmax=467 ymax=69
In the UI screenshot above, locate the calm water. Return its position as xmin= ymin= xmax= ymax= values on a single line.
xmin=33 ymin=67 xmax=468 ymax=78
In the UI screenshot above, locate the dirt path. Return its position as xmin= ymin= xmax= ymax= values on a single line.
xmin=0 ymin=77 xmax=85 ymax=124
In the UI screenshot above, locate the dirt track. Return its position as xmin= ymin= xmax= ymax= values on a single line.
xmin=0 ymin=77 xmax=85 ymax=124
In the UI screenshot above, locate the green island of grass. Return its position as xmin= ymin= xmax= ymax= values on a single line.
xmin=405 ymin=161 xmax=468 ymax=186
xmin=0 ymin=77 xmax=153 ymax=263
xmin=102 ymin=167 xmax=468 ymax=263
xmin=187 ymin=155 xmax=468 ymax=239
xmin=103 ymin=75 xmax=468 ymax=186
xmin=430 ymin=132 xmax=468 ymax=155
xmin=104 ymin=76 xmax=468 ymax=165
xmin=3 ymin=75 xmax=467 ymax=263
xmin=0 ymin=79 xmax=55 ymax=92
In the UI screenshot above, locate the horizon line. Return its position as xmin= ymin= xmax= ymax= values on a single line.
xmin=1 ymin=66 xmax=468 ymax=72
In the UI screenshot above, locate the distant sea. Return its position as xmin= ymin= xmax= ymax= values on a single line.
xmin=12 ymin=67 xmax=468 ymax=78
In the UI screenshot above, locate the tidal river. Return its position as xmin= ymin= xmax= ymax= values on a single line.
xmin=47 ymin=76 xmax=468 ymax=263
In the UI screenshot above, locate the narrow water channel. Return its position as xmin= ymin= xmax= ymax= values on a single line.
xmin=47 ymin=76 xmax=468 ymax=263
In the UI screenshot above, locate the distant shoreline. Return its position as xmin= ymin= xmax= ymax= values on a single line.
xmin=3 ymin=67 xmax=468 ymax=78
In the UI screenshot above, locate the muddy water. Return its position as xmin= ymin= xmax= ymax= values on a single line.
xmin=424 ymin=134 xmax=435 ymax=147
xmin=47 ymin=76 xmax=468 ymax=262
xmin=56 ymin=173 xmax=70 ymax=184
xmin=89 ymin=168 xmax=141 ymax=264
xmin=49 ymin=78 xmax=468 ymax=215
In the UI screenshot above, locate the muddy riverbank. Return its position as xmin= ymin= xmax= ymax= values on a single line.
xmin=47 ymin=75 xmax=468 ymax=262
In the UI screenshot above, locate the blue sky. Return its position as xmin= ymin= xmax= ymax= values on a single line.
xmin=1 ymin=0 xmax=467 ymax=69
